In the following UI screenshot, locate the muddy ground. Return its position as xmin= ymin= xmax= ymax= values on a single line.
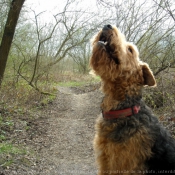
xmin=1 ymin=84 xmax=175 ymax=175
xmin=1 ymin=85 xmax=103 ymax=175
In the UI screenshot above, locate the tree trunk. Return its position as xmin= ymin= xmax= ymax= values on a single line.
xmin=0 ymin=0 xmax=25 ymax=86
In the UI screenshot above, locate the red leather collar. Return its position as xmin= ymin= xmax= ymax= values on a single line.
xmin=103 ymin=106 xmax=140 ymax=119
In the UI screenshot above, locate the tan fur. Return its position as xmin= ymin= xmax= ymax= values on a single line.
xmin=94 ymin=116 xmax=153 ymax=175
xmin=90 ymin=25 xmax=156 ymax=174
xmin=90 ymin=26 xmax=156 ymax=112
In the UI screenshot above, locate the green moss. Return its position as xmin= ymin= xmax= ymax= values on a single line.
xmin=0 ymin=143 xmax=26 ymax=154
xmin=0 ymin=143 xmax=27 ymax=167
xmin=40 ymin=94 xmax=57 ymax=106
xmin=58 ymin=81 xmax=88 ymax=87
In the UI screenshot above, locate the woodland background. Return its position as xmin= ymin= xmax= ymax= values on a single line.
xmin=0 ymin=0 xmax=175 ymax=172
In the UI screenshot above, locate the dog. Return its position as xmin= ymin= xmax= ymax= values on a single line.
xmin=90 ymin=24 xmax=175 ymax=175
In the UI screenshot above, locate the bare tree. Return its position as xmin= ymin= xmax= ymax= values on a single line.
xmin=0 ymin=0 xmax=9 ymax=40
xmin=11 ymin=0 xmax=109 ymax=93
xmin=150 ymin=0 xmax=175 ymax=74
xmin=97 ymin=0 xmax=175 ymax=75
xmin=0 ymin=0 xmax=25 ymax=86
xmin=96 ymin=0 xmax=175 ymax=110
xmin=68 ymin=42 xmax=91 ymax=74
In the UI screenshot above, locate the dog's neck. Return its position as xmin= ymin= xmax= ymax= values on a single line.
xmin=101 ymin=80 xmax=142 ymax=111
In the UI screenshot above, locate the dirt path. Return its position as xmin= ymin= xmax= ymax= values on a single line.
xmin=2 ymin=86 xmax=103 ymax=175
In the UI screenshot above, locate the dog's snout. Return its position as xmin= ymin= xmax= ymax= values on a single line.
xmin=103 ymin=24 xmax=113 ymax=30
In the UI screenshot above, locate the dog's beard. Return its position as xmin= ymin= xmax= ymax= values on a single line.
xmin=98 ymin=33 xmax=119 ymax=64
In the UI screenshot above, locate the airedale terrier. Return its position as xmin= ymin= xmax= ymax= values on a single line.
xmin=90 ymin=25 xmax=175 ymax=175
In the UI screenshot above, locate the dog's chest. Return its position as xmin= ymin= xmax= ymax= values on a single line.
xmin=94 ymin=116 xmax=153 ymax=174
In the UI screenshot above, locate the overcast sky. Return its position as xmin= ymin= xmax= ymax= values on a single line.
xmin=25 ymin=0 xmax=97 ymax=23
xmin=25 ymin=0 xmax=60 ymax=13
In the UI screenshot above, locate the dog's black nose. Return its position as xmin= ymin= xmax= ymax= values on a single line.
xmin=103 ymin=24 xmax=113 ymax=30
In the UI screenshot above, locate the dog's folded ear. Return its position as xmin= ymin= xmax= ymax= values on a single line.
xmin=141 ymin=63 xmax=156 ymax=86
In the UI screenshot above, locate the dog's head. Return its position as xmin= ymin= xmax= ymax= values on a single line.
xmin=90 ymin=25 xmax=156 ymax=87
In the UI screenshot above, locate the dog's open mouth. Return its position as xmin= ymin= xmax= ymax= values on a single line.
xmin=98 ymin=32 xmax=119 ymax=64
xmin=98 ymin=32 xmax=110 ymax=46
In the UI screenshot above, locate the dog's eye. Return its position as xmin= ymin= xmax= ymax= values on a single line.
xmin=128 ymin=47 xmax=133 ymax=54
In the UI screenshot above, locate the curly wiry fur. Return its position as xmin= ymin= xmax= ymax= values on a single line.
xmin=90 ymin=25 xmax=175 ymax=175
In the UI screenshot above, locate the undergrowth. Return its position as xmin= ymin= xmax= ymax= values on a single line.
xmin=0 ymin=70 xmax=174 ymax=169
xmin=0 ymin=143 xmax=27 ymax=167
xmin=0 ymin=72 xmax=99 ymax=169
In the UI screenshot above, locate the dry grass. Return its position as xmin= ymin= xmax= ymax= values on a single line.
xmin=0 ymin=69 xmax=174 ymax=171
xmin=143 ymin=70 xmax=175 ymax=115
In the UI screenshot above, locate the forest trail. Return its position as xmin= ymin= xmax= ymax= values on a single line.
xmin=2 ymin=85 xmax=103 ymax=175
